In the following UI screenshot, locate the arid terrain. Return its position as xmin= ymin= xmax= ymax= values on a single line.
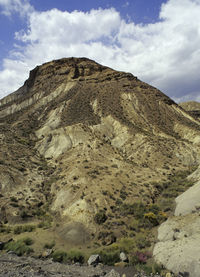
xmin=0 ymin=57 xmax=200 ymax=275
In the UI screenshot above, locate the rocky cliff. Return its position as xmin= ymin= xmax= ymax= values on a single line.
xmin=0 ymin=58 xmax=200 ymax=270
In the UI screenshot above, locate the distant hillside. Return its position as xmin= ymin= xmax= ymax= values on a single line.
xmin=179 ymin=101 xmax=200 ymax=120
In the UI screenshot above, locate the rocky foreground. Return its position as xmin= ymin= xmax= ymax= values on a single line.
xmin=0 ymin=253 xmax=164 ymax=277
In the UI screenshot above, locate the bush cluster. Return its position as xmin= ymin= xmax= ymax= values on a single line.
xmin=13 ymin=224 xmax=36 ymax=234
xmin=98 ymin=249 xmax=120 ymax=265
xmin=5 ymin=238 xmax=34 ymax=256
xmin=94 ymin=210 xmax=108 ymax=224
xmin=51 ymin=250 xmax=85 ymax=264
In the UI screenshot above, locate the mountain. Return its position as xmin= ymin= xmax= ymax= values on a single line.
xmin=0 ymin=57 xmax=200 ymax=268
xmin=179 ymin=101 xmax=200 ymax=120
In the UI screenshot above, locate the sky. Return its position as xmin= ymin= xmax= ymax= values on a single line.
xmin=0 ymin=0 xmax=200 ymax=103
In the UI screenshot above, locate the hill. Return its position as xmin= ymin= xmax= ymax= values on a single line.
xmin=0 ymin=58 xmax=200 ymax=271
xmin=179 ymin=101 xmax=200 ymax=120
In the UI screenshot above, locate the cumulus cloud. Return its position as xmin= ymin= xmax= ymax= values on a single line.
xmin=0 ymin=0 xmax=200 ymax=102
xmin=0 ymin=0 xmax=34 ymax=17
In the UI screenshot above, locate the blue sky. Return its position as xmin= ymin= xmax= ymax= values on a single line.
xmin=30 ymin=0 xmax=166 ymax=23
xmin=0 ymin=0 xmax=200 ymax=102
xmin=0 ymin=0 xmax=166 ymax=62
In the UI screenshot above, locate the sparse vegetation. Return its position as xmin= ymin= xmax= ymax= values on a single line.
xmin=67 ymin=250 xmax=85 ymax=264
xmin=51 ymin=250 xmax=68 ymax=263
xmin=98 ymin=249 xmax=120 ymax=265
xmin=13 ymin=224 xmax=36 ymax=234
xmin=5 ymin=238 xmax=34 ymax=256
xmin=0 ymin=58 xmax=199 ymax=275
xmin=0 ymin=225 xmax=12 ymax=233
xmin=44 ymin=241 xmax=55 ymax=249
xmin=94 ymin=210 xmax=108 ymax=224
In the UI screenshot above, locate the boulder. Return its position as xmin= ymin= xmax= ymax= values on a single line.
xmin=41 ymin=248 xmax=53 ymax=258
xmin=165 ymin=273 xmax=172 ymax=277
xmin=88 ymin=254 xmax=101 ymax=266
xmin=154 ymin=175 xmax=200 ymax=277
xmin=119 ymin=252 xmax=128 ymax=262
xmin=175 ymin=180 xmax=200 ymax=216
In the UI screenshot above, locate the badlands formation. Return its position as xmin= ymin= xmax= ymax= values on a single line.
xmin=0 ymin=58 xmax=200 ymax=275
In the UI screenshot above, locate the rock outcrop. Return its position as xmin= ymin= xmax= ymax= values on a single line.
xmin=153 ymin=166 xmax=200 ymax=277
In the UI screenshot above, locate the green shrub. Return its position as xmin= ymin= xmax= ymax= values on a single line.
xmin=22 ymin=237 xmax=34 ymax=245
xmin=0 ymin=225 xmax=11 ymax=233
xmin=37 ymin=221 xmax=51 ymax=229
xmin=94 ymin=210 xmax=107 ymax=224
xmin=99 ymin=249 xmax=120 ymax=265
xmin=144 ymin=212 xmax=159 ymax=227
xmin=115 ymin=199 xmax=123 ymax=206
xmin=5 ymin=239 xmax=34 ymax=256
xmin=135 ymin=264 xmax=153 ymax=275
xmin=133 ymin=262 xmax=162 ymax=275
xmin=67 ymin=250 xmax=85 ymax=264
xmin=13 ymin=225 xmax=36 ymax=234
xmin=151 ymin=262 xmax=163 ymax=274
xmin=128 ymin=219 xmax=139 ymax=231
xmin=20 ymin=210 xmax=29 ymax=219
xmin=13 ymin=226 xmax=23 ymax=234
xmin=23 ymin=225 xmax=36 ymax=232
xmin=10 ymin=196 xmax=18 ymax=202
xmin=119 ymin=190 xmax=127 ymax=200
xmin=44 ymin=241 xmax=55 ymax=249
xmin=51 ymin=250 xmax=68 ymax=263
xmin=118 ymin=238 xmax=135 ymax=253
xmin=135 ymin=235 xmax=151 ymax=249
xmin=119 ymin=202 xmax=146 ymax=218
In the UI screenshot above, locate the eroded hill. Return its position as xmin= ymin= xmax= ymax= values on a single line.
xmin=0 ymin=58 xmax=200 ymax=262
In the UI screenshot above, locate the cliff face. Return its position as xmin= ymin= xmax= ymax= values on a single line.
xmin=0 ymin=58 xmax=200 ymax=250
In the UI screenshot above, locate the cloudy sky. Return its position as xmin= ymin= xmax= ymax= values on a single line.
xmin=0 ymin=0 xmax=200 ymax=102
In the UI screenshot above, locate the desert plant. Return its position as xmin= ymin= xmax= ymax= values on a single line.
xmin=5 ymin=239 xmax=34 ymax=256
xmin=13 ymin=226 xmax=23 ymax=234
xmin=37 ymin=220 xmax=52 ymax=229
xmin=144 ymin=212 xmax=159 ymax=227
xmin=94 ymin=210 xmax=107 ymax=224
xmin=99 ymin=249 xmax=120 ymax=265
xmin=13 ymin=224 xmax=36 ymax=234
xmin=23 ymin=225 xmax=36 ymax=232
xmin=135 ymin=234 xmax=151 ymax=249
xmin=10 ymin=196 xmax=18 ymax=202
xmin=118 ymin=237 xmax=135 ymax=253
xmin=44 ymin=241 xmax=55 ymax=249
xmin=67 ymin=250 xmax=85 ymax=264
xmin=0 ymin=225 xmax=11 ymax=233
xmin=22 ymin=237 xmax=34 ymax=245
xmin=130 ymin=251 xmax=151 ymax=265
xmin=51 ymin=250 xmax=68 ymax=263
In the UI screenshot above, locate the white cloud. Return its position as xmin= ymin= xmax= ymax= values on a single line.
xmin=0 ymin=0 xmax=34 ymax=17
xmin=0 ymin=0 xmax=200 ymax=102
